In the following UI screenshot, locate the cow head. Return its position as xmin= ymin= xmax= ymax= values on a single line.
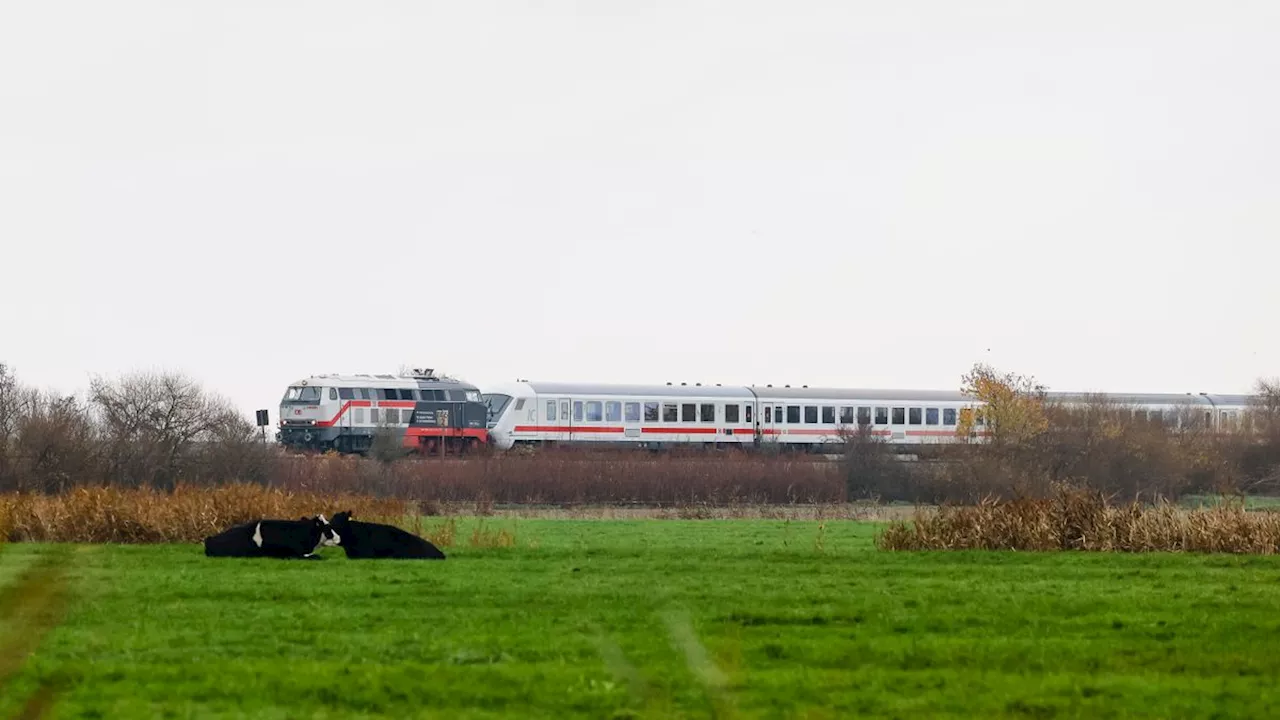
xmin=327 ymin=509 xmax=353 ymax=532
xmin=310 ymin=514 xmax=340 ymax=548
xmin=327 ymin=511 xmax=355 ymax=544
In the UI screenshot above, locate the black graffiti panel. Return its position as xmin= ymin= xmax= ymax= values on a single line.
xmin=409 ymin=402 xmax=488 ymax=429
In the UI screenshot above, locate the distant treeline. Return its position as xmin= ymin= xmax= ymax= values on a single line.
xmin=1 ymin=362 xmax=1278 ymax=505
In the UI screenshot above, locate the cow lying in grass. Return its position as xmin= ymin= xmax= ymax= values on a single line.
xmin=203 ymin=514 xmax=339 ymax=559
xmin=327 ymin=511 xmax=446 ymax=559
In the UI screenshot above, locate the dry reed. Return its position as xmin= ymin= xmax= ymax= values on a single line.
xmin=877 ymin=485 xmax=1280 ymax=554
xmin=0 ymin=484 xmax=415 ymax=544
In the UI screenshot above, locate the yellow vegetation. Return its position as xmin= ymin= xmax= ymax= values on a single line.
xmin=877 ymin=485 xmax=1280 ymax=553
xmin=957 ymin=362 xmax=1049 ymax=445
xmin=0 ymin=484 xmax=413 ymax=544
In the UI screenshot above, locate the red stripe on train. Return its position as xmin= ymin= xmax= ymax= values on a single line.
xmin=314 ymin=400 xmax=373 ymax=427
xmin=513 ymin=426 xmax=625 ymax=433
xmin=404 ymin=428 xmax=488 ymax=438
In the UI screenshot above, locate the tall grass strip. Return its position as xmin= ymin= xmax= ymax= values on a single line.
xmin=877 ymin=485 xmax=1280 ymax=553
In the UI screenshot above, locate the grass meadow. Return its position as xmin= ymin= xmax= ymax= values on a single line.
xmin=3 ymin=519 xmax=1280 ymax=719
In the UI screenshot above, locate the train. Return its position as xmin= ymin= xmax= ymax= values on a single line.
xmin=275 ymin=369 xmax=1258 ymax=455
xmin=276 ymin=368 xmax=489 ymax=454
xmin=480 ymin=380 xmax=1255 ymax=452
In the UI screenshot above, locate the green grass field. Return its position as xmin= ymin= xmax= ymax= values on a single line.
xmin=3 ymin=518 xmax=1280 ymax=719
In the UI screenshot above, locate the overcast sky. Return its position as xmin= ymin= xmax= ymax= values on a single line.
xmin=2 ymin=0 xmax=1277 ymax=418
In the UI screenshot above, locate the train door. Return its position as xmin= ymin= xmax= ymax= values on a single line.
xmin=557 ymin=397 xmax=572 ymax=442
xmin=761 ymin=402 xmax=777 ymax=441
xmin=623 ymin=400 xmax=642 ymax=440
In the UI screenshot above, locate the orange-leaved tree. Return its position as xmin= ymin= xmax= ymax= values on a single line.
xmin=956 ymin=362 xmax=1049 ymax=447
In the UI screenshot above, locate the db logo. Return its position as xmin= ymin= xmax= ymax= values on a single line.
xmin=294 ymin=409 xmax=301 ymax=416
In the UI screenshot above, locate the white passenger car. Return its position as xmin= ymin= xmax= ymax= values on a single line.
xmin=481 ymin=380 xmax=1256 ymax=452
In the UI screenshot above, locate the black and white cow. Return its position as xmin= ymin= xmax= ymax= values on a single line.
xmin=327 ymin=511 xmax=446 ymax=559
xmin=203 ymin=514 xmax=339 ymax=559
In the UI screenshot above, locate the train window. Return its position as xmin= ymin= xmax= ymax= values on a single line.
xmin=681 ymin=403 xmax=696 ymax=422
xmin=745 ymin=405 xmax=753 ymax=423
xmin=700 ymin=403 xmax=715 ymax=422
xmin=764 ymin=406 xmax=772 ymax=423
xmin=725 ymin=404 xmax=740 ymax=423
xmin=908 ymin=408 xmax=921 ymax=425
xmin=625 ymin=402 xmax=641 ymax=422
xmin=925 ymin=408 xmax=939 ymax=425
xmin=546 ymin=401 xmax=557 ymax=422
xmin=875 ymin=407 xmax=888 ymax=424
xmin=573 ymin=401 xmax=584 ymax=422
xmin=514 ymin=398 xmax=526 ymax=411
xmin=787 ymin=406 xmax=801 ymax=424
xmin=605 ymin=401 xmax=621 ymax=422
xmin=943 ymin=408 xmax=956 ymax=425
xmin=354 ymin=408 xmax=365 ymax=424
xmin=585 ymin=401 xmax=602 ymax=422
xmin=369 ymin=408 xmax=379 ymax=424
xmin=822 ymin=406 xmax=835 ymax=424
xmin=892 ymin=407 xmax=905 ymax=425
xmin=402 ymin=409 xmax=414 ymax=424
xmin=339 ymin=388 xmax=354 ymax=400
xmin=663 ymin=403 xmax=678 ymax=422
xmin=804 ymin=406 xmax=818 ymax=424
xmin=858 ymin=407 xmax=872 ymax=425
xmin=645 ymin=402 xmax=660 ymax=422
xmin=839 ymin=407 xmax=853 ymax=424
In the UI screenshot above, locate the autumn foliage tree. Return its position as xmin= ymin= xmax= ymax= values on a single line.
xmin=956 ymin=363 xmax=1050 ymax=447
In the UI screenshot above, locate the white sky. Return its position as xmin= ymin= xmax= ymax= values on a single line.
xmin=2 ymin=0 xmax=1278 ymax=418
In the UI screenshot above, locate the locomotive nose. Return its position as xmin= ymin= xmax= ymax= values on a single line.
xmin=489 ymin=428 xmax=514 ymax=450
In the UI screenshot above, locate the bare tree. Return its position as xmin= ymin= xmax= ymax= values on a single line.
xmin=1250 ymin=377 xmax=1280 ymax=439
xmin=88 ymin=370 xmax=258 ymax=488
xmin=13 ymin=389 xmax=100 ymax=492
xmin=0 ymin=362 xmax=18 ymax=485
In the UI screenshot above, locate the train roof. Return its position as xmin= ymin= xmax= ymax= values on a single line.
xmin=512 ymin=381 xmax=1256 ymax=408
xmin=1048 ymin=392 xmax=1255 ymax=407
xmin=749 ymin=386 xmax=971 ymax=402
xmin=287 ymin=373 xmax=478 ymax=389
xmin=523 ymin=381 xmax=754 ymax=398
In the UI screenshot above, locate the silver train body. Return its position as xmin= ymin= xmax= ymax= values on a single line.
xmin=277 ymin=370 xmax=489 ymax=454
xmin=481 ymin=380 xmax=1255 ymax=451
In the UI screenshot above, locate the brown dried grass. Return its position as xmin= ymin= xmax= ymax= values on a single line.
xmin=0 ymin=484 xmax=414 ymax=544
xmin=270 ymin=449 xmax=845 ymax=505
xmin=877 ymin=485 xmax=1280 ymax=554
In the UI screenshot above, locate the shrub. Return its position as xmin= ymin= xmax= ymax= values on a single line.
xmin=876 ymin=485 xmax=1280 ymax=554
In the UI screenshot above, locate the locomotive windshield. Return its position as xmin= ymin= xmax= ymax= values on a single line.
xmin=482 ymin=394 xmax=512 ymax=425
xmin=283 ymin=386 xmax=322 ymax=403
